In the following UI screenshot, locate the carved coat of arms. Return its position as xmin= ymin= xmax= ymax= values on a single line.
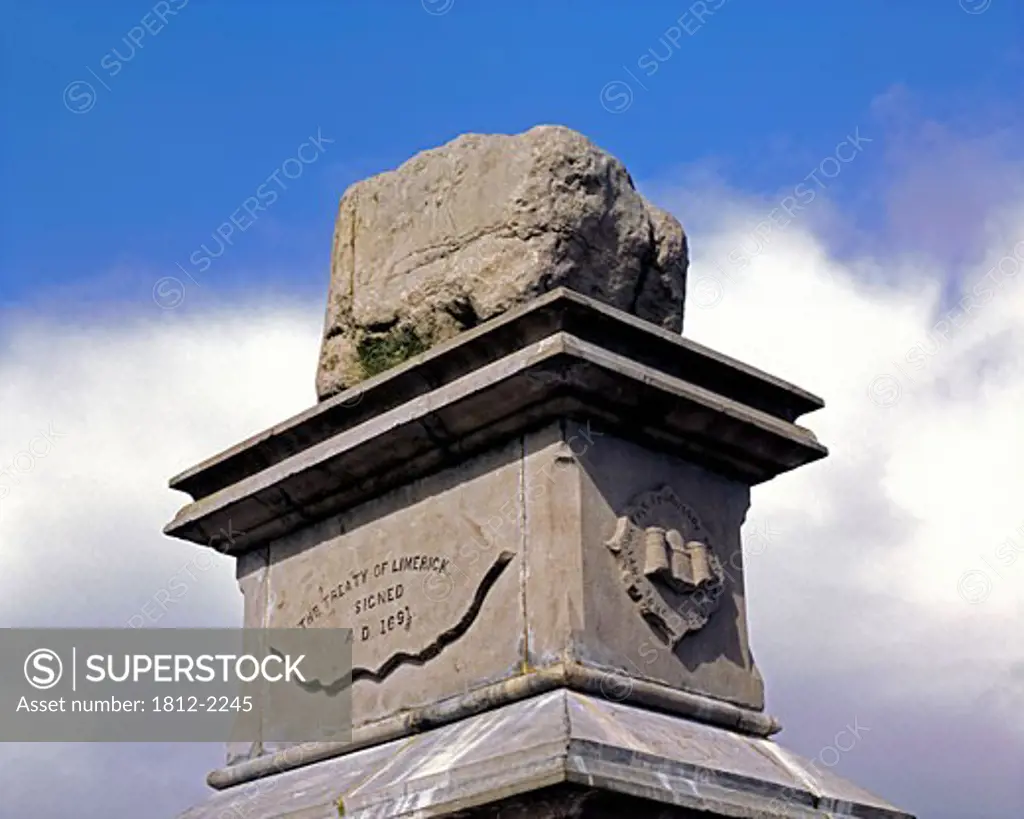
xmin=605 ymin=486 xmax=725 ymax=646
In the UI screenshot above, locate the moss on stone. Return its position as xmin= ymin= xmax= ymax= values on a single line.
xmin=356 ymin=326 xmax=428 ymax=378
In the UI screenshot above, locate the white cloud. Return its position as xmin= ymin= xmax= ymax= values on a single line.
xmin=0 ymin=302 xmax=328 ymax=817
xmin=0 ymin=304 xmax=323 ymax=629
xmin=654 ymin=168 xmax=1024 ymax=815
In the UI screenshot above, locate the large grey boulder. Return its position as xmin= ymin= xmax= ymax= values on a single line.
xmin=316 ymin=125 xmax=688 ymax=399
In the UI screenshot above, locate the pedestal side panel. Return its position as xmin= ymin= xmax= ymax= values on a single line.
xmin=573 ymin=423 xmax=763 ymax=709
xmin=260 ymin=438 xmax=527 ymax=737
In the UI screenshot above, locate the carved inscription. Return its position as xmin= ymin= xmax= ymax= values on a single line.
xmin=260 ymin=449 xmax=526 ymax=725
xmin=296 ymin=553 xmax=451 ymax=645
xmin=606 ymin=486 xmax=725 ymax=646
xmin=278 ymin=549 xmax=516 ymax=700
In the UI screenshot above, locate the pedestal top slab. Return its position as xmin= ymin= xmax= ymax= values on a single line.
xmin=165 ymin=290 xmax=825 ymax=555
xmin=172 ymin=289 xmax=820 ymax=501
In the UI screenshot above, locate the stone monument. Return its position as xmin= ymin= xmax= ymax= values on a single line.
xmin=168 ymin=126 xmax=915 ymax=818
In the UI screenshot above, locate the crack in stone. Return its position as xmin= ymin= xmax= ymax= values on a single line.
xmin=631 ymin=215 xmax=661 ymax=315
xmin=518 ymin=436 xmax=530 ymax=670
xmin=376 ymin=222 xmax=614 ymax=286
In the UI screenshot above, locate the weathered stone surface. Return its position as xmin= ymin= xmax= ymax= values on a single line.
xmin=227 ymin=550 xmax=272 ymax=766
xmin=252 ymin=437 xmax=525 ymax=742
xmin=525 ymin=421 xmax=765 ymax=710
xmin=316 ymin=125 xmax=688 ymax=399
xmin=223 ymin=418 xmax=763 ymax=770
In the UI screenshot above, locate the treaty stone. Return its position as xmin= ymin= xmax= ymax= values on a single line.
xmin=316 ymin=124 xmax=688 ymax=399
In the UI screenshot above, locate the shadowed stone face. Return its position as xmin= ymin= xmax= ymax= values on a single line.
xmin=316 ymin=124 xmax=688 ymax=399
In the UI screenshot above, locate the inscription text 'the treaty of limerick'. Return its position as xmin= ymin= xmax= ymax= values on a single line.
xmin=296 ymin=553 xmax=450 ymax=643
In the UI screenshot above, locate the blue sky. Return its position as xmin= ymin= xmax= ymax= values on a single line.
xmin=2 ymin=3 xmax=1024 ymax=819
xmin=3 ymin=0 xmax=1022 ymax=311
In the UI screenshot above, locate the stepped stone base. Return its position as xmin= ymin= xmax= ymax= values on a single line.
xmin=177 ymin=689 xmax=912 ymax=819
xmin=167 ymin=290 xmax=913 ymax=819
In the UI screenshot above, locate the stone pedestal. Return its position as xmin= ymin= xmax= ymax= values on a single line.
xmin=166 ymin=289 xmax=913 ymax=818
